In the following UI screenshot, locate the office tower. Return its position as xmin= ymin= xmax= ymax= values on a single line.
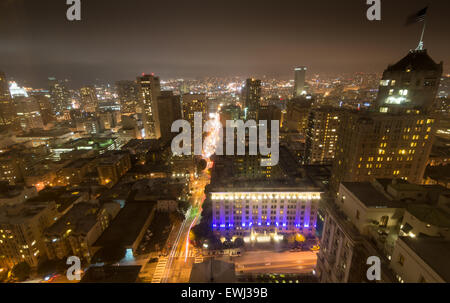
xmin=257 ymin=104 xmax=281 ymax=132
xmin=137 ymin=74 xmax=161 ymax=139
xmin=80 ymin=86 xmax=99 ymax=113
xmin=14 ymin=97 xmax=44 ymax=131
xmin=29 ymin=94 xmax=54 ymax=125
xmin=375 ymin=50 xmax=443 ymax=114
xmin=330 ymin=50 xmax=442 ymax=192
xmin=330 ymin=110 xmax=436 ymax=192
xmin=48 ymin=77 xmax=71 ymax=115
xmin=285 ymin=95 xmax=313 ymax=136
xmin=0 ymin=71 xmax=16 ymax=126
xmin=116 ymin=80 xmax=140 ymax=115
xmin=241 ymin=78 xmax=261 ymax=120
xmin=182 ymin=93 xmax=207 ymax=127
xmin=157 ymin=91 xmax=182 ymax=142
xmin=304 ymin=107 xmax=344 ymax=165
xmin=294 ymin=66 xmax=307 ymax=97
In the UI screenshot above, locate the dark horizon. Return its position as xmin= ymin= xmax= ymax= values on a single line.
xmin=1 ymin=0 xmax=449 ymax=88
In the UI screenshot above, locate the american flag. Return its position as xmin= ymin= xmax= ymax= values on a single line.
xmin=405 ymin=7 xmax=428 ymax=25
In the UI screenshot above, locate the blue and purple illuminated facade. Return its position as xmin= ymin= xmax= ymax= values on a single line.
xmin=211 ymin=190 xmax=321 ymax=238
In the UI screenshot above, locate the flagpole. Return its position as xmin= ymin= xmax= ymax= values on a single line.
xmin=416 ymin=18 xmax=427 ymax=50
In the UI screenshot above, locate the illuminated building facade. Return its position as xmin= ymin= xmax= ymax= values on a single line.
xmin=304 ymin=107 xmax=344 ymax=165
xmin=0 ymin=202 xmax=59 ymax=269
xmin=375 ymin=49 xmax=443 ymax=114
xmin=48 ymin=77 xmax=71 ymax=115
xmin=211 ymin=189 xmax=321 ymax=240
xmin=80 ymin=86 xmax=98 ymax=113
xmin=294 ymin=66 xmax=307 ymax=97
xmin=116 ymin=80 xmax=140 ymax=115
xmin=241 ymin=78 xmax=261 ymax=121
xmin=0 ymin=71 xmax=16 ymax=126
xmin=137 ymin=74 xmax=161 ymax=139
xmin=331 ymin=111 xmax=436 ymax=192
xmin=182 ymin=93 xmax=207 ymax=127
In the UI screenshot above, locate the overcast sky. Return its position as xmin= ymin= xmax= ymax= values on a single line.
xmin=0 ymin=0 xmax=449 ymax=88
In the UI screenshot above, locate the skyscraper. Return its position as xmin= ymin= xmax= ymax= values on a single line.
xmin=48 ymin=77 xmax=71 ymax=115
xmin=80 ymin=86 xmax=99 ymax=113
xmin=137 ymin=74 xmax=161 ymax=139
xmin=375 ymin=50 xmax=443 ymax=114
xmin=157 ymin=91 xmax=182 ymax=142
xmin=182 ymin=93 xmax=207 ymax=127
xmin=330 ymin=49 xmax=442 ymax=193
xmin=0 ymin=71 xmax=16 ymax=126
xmin=304 ymin=107 xmax=343 ymax=165
xmin=116 ymin=80 xmax=140 ymax=115
xmin=294 ymin=66 xmax=307 ymax=97
xmin=241 ymin=78 xmax=261 ymax=121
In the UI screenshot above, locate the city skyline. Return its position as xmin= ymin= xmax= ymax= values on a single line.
xmin=0 ymin=0 xmax=449 ymax=87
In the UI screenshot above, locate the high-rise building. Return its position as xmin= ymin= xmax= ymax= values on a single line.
xmin=330 ymin=111 xmax=436 ymax=192
xmin=0 ymin=71 xmax=16 ymax=126
xmin=241 ymin=78 xmax=261 ymax=121
xmin=285 ymin=95 xmax=313 ymax=136
xmin=330 ymin=49 xmax=442 ymax=192
xmin=48 ymin=77 xmax=71 ymax=115
xmin=13 ymin=97 xmax=44 ymax=131
xmin=80 ymin=86 xmax=99 ymax=113
xmin=157 ymin=91 xmax=182 ymax=142
xmin=137 ymin=74 xmax=161 ymax=139
xmin=375 ymin=50 xmax=443 ymax=114
xmin=294 ymin=67 xmax=307 ymax=97
xmin=304 ymin=107 xmax=344 ymax=165
xmin=182 ymin=93 xmax=207 ymax=127
xmin=116 ymin=80 xmax=140 ymax=115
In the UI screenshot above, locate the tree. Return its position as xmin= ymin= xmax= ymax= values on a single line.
xmin=12 ymin=262 xmax=31 ymax=281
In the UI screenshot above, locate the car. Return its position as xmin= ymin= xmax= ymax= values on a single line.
xmin=148 ymin=258 xmax=159 ymax=263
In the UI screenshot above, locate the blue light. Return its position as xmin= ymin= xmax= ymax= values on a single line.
xmin=220 ymin=224 xmax=225 ymax=228
xmin=212 ymin=224 xmax=217 ymax=228
xmin=304 ymin=223 xmax=309 ymax=228
xmin=258 ymin=222 xmax=262 ymax=226
xmin=276 ymin=222 xmax=279 ymax=227
xmin=266 ymin=222 xmax=270 ymax=226
xmin=242 ymin=223 xmax=246 ymax=227
xmin=283 ymin=223 xmax=286 ymax=227
xmin=249 ymin=222 xmax=253 ymax=227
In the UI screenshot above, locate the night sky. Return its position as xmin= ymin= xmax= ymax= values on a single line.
xmin=0 ymin=0 xmax=449 ymax=88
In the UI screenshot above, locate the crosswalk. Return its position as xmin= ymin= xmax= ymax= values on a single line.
xmin=151 ymin=251 xmax=200 ymax=283
xmin=151 ymin=256 xmax=168 ymax=283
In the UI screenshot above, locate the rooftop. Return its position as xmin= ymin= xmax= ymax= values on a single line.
xmin=341 ymin=182 xmax=399 ymax=208
xmin=406 ymin=204 xmax=450 ymax=228
xmin=401 ymin=236 xmax=450 ymax=282
xmin=94 ymin=201 xmax=155 ymax=248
